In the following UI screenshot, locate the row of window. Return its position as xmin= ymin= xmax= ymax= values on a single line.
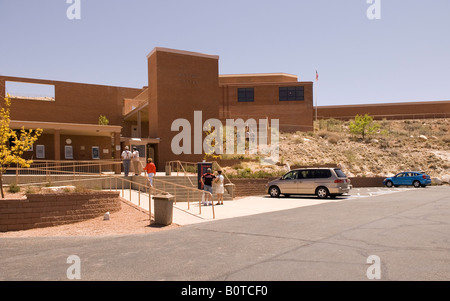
xmin=237 ymin=86 xmax=305 ymax=102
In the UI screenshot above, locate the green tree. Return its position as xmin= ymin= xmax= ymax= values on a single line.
xmin=98 ymin=115 xmax=109 ymax=125
xmin=0 ymin=95 xmax=42 ymax=198
xmin=349 ymin=114 xmax=380 ymax=140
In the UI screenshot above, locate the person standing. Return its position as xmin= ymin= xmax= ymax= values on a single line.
xmin=121 ymin=146 xmax=132 ymax=177
xmin=131 ymin=147 xmax=141 ymax=176
xmin=201 ymin=168 xmax=215 ymax=206
xmin=214 ymin=170 xmax=225 ymax=205
xmin=143 ymin=158 xmax=156 ymax=187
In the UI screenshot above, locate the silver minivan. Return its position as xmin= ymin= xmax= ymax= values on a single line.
xmin=266 ymin=168 xmax=352 ymax=199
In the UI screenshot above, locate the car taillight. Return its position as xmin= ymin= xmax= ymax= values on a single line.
xmin=422 ymin=175 xmax=426 ymax=179
xmin=335 ymin=179 xmax=345 ymax=183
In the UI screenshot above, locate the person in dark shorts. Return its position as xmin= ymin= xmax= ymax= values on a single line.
xmin=201 ymin=168 xmax=216 ymax=206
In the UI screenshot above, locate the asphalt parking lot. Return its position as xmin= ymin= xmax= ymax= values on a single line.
xmin=1 ymin=186 xmax=449 ymax=282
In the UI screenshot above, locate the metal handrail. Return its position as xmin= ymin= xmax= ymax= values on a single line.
xmin=12 ymin=159 xmax=122 ymax=184
xmin=15 ymin=172 xmax=216 ymax=219
xmin=11 ymin=159 xmax=217 ymax=218
xmin=149 ymin=175 xmax=215 ymax=218
xmin=166 ymin=160 xmax=233 ymax=186
xmin=165 ymin=160 xmax=197 ymax=187
xmin=211 ymin=161 xmax=233 ymax=186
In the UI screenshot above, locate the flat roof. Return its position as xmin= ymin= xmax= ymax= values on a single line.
xmin=219 ymin=73 xmax=298 ymax=79
xmin=317 ymin=100 xmax=450 ymax=109
xmin=147 ymin=47 xmax=219 ymax=60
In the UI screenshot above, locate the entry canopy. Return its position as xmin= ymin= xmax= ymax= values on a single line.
xmin=10 ymin=120 xmax=122 ymax=137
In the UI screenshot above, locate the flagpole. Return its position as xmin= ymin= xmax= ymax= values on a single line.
xmin=315 ymin=70 xmax=318 ymax=127
xmin=315 ymin=85 xmax=318 ymax=122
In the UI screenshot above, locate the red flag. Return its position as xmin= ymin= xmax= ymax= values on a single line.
xmin=315 ymin=70 xmax=319 ymax=81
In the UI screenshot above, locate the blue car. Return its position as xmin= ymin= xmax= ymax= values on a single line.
xmin=383 ymin=171 xmax=431 ymax=188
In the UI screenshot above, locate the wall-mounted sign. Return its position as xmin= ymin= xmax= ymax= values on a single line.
xmin=65 ymin=145 xmax=73 ymax=159
xmin=92 ymin=146 xmax=100 ymax=159
xmin=36 ymin=145 xmax=45 ymax=159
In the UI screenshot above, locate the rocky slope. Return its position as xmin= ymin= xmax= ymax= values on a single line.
xmin=223 ymin=118 xmax=450 ymax=183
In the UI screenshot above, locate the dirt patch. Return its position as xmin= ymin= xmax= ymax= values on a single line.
xmin=0 ymin=198 xmax=179 ymax=238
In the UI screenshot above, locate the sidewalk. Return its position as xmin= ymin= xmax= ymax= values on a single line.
xmin=120 ymin=185 xmax=418 ymax=226
xmin=171 ymin=195 xmax=348 ymax=225
xmin=121 ymin=188 xmax=348 ymax=226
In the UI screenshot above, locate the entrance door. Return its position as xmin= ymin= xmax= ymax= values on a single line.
xmin=146 ymin=144 xmax=157 ymax=169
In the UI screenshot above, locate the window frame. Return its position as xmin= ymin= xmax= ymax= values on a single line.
xmin=279 ymin=86 xmax=304 ymax=101
xmin=237 ymin=87 xmax=255 ymax=102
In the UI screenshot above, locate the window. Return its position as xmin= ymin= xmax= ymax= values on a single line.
xmin=312 ymin=169 xmax=332 ymax=178
xmin=298 ymin=170 xmax=310 ymax=179
xmin=279 ymin=86 xmax=304 ymax=101
xmin=282 ymin=171 xmax=298 ymax=180
xmin=238 ymin=88 xmax=254 ymax=102
xmin=298 ymin=169 xmax=331 ymax=179
xmin=5 ymin=81 xmax=55 ymax=101
xmin=334 ymin=169 xmax=347 ymax=178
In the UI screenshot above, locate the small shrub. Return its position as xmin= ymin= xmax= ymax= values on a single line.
xmin=294 ymin=136 xmax=304 ymax=144
xmin=8 ymin=183 xmax=21 ymax=193
xmin=232 ymin=163 xmax=244 ymax=170
xmin=317 ymin=130 xmax=329 ymax=139
xmin=327 ymin=133 xmax=340 ymax=144
xmin=25 ymin=186 xmax=40 ymax=194
xmin=74 ymin=185 xmax=91 ymax=193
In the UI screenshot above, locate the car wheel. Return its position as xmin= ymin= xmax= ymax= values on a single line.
xmin=316 ymin=187 xmax=329 ymax=199
xmin=269 ymin=186 xmax=281 ymax=198
xmin=385 ymin=181 xmax=394 ymax=188
xmin=413 ymin=180 xmax=421 ymax=188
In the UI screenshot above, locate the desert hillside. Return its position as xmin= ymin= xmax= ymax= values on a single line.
xmin=222 ymin=118 xmax=450 ymax=183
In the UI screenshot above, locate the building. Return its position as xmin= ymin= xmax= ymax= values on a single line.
xmin=316 ymin=100 xmax=450 ymax=120
xmin=1 ymin=47 xmax=314 ymax=171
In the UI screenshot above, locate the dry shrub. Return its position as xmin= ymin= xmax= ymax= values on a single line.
xmin=327 ymin=133 xmax=340 ymax=144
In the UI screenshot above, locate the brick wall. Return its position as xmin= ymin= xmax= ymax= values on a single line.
xmin=0 ymin=191 xmax=121 ymax=232
xmin=348 ymin=177 xmax=385 ymax=187
xmin=232 ymin=178 xmax=275 ymax=197
xmin=317 ymin=100 xmax=450 ymax=120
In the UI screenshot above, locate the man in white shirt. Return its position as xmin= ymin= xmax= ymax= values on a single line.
xmin=131 ymin=147 xmax=140 ymax=176
xmin=121 ymin=146 xmax=132 ymax=177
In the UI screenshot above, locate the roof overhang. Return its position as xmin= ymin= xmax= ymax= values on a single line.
xmin=121 ymin=137 xmax=160 ymax=145
xmin=123 ymin=102 xmax=149 ymax=122
xmin=10 ymin=120 xmax=122 ymax=137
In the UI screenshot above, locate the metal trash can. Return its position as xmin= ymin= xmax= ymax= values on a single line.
xmin=153 ymin=193 xmax=174 ymax=226
xmin=165 ymin=164 xmax=171 ymax=176
xmin=224 ymin=183 xmax=235 ymax=198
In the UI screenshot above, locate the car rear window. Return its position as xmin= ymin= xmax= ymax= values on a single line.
xmin=334 ymin=169 xmax=347 ymax=178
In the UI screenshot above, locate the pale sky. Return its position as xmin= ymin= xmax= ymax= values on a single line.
xmin=1 ymin=0 xmax=449 ymax=106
